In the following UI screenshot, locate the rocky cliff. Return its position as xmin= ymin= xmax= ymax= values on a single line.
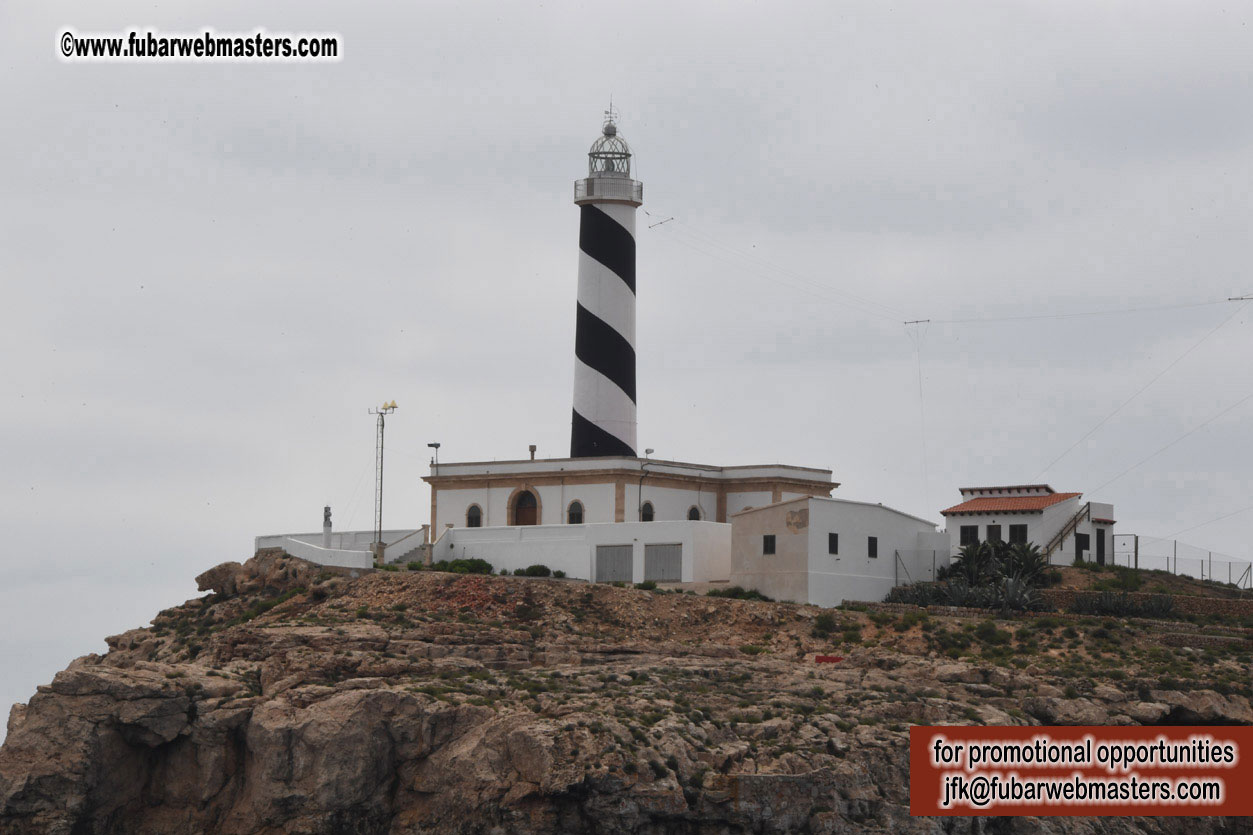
xmin=2 ymin=551 xmax=1251 ymax=834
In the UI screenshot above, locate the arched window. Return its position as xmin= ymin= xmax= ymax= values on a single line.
xmin=641 ymin=501 xmax=655 ymax=522
xmin=687 ymin=506 xmax=701 ymax=521
xmin=466 ymin=505 xmax=482 ymax=528
xmin=567 ymin=500 xmax=584 ymax=525
xmin=513 ymin=490 xmax=538 ymax=526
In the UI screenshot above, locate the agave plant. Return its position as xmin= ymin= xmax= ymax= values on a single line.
xmin=997 ymin=573 xmax=1042 ymax=613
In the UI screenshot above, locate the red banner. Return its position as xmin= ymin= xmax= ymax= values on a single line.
xmin=910 ymin=725 xmax=1253 ymax=816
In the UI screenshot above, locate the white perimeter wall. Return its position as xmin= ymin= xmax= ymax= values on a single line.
xmin=252 ymin=538 xmax=373 ymax=569
xmin=432 ymin=521 xmax=731 ymax=583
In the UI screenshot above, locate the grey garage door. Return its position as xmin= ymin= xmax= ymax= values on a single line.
xmin=595 ymin=545 xmax=633 ymax=583
xmin=644 ymin=543 xmax=682 ymax=582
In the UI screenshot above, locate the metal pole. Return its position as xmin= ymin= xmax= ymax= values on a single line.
xmin=1134 ymin=534 xmax=1139 ymax=570
xmin=375 ymin=411 xmax=385 ymax=561
xmin=369 ymin=402 xmax=397 ymax=565
xmin=1173 ymin=540 xmax=1177 ymax=574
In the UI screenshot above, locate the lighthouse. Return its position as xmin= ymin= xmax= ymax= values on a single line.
xmin=570 ymin=111 xmax=644 ymax=458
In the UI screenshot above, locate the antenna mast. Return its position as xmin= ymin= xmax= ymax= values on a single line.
xmin=368 ymin=400 xmax=397 ymax=565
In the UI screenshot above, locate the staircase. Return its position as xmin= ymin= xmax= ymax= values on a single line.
xmin=390 ymin=543 xmax=430 ymax=566
xmin=1043 ymin=501 xmax=1091 ymax=561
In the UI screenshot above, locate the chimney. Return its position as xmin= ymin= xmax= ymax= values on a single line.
xmin=529 ymin=444 xmax=537 ymax=460
xmin=322 ymin=505 xmax=332 ymax=548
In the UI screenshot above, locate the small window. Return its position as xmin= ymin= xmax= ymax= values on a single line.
xmin=868 ymin=536 xmax=878 ymax=559
xmin=1009 ymin=524 xmax=1028 ymax=545
xmin=567 ymin=500 xmax=583 ymax=525
xmin=763 ymin=534 xmax=776 ymax=555
xmin=687 ymin=506 xmax=701 ymax=521
xmin=466 ymin=505 xmax=482 ymax=528
xmin=960 ymin=525 xmax=978 ymax=546
xmin=828 ymin=532 xmax=839 ymax=555
xmin=641 ymin=501 xmax=655 ymax=522
xmin=987 ymin=525 xmax=1002 ymax=543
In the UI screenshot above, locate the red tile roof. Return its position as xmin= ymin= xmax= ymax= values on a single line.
xmin=941 ymin=492 xmax=1082 ymax=515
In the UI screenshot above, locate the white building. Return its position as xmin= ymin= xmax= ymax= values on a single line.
xmin=939 ymin=485 xmax=1116 ymax=565
xmin=729 ymin=496 xmax=949 ymax=607
xmin=425 ymin=455 xmax=834 ymax=530
xmin=424 ymin=455 xmax=834 ymax=582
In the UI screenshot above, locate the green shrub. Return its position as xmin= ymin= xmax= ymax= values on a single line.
xmin=885 ymin=582 xmax=946 ymax=606
xmin=430 ymin=558 xmax=493 ymax=575
xmin=406 ymin=561 xmax=422 ymax=571
xmin=553 ymin=570 xmax=566 ymax=578
xmin=739 ymin=644 xmax=767 ymax=655
xmin=636 ymin=580 xmax=657 ymax=591
xmin=706 ymin=586 xmax=772 ymax=601
xmin=1093 ymin=566 xmax=1142 ymax=593
xmin=973 ymin=620 xmax=1011 ymax=645
xmin=1069 ymin=591 xmax=1174 ymax=618
xmin=812 ymin=613 xmax=838 ymax=637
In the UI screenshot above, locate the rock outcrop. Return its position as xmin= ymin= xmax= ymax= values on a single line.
xmin=2 ymin=553 xmax=1251 ymax=834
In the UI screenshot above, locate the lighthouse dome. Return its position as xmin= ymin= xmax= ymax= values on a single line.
xmin=588 ymin=123 xmax=632 ymax=178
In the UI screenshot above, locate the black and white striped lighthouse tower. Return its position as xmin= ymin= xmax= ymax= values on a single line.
xmin=570 ymin=110 xmax=644 ymax=458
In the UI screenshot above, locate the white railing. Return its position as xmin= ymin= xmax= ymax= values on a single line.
xmin=574 ymin=177 xmax=642 ymax=204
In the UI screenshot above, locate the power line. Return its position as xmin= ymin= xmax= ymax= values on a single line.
xmin=933 ymin=299 xmax=1230 ymax=324
xmin=905 ymin=321 xmax=931 ymax=504
xmin=1089 ymin=387 xmax=1253 ymax=495
xmin=1034 ymin=299 xmax=1250 ymax=480
xmin=657 ymin=229 xmax=904 ymax=323
xmin=1166 ymin=504 xmax=1253 ymax=540
xmin=646 ymin=214 xmax=908 ymax=322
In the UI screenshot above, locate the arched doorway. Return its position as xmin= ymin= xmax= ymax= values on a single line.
xmin=513 ymin=490 xmax=538 ymax=526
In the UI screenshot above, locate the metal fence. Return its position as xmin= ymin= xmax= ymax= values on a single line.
xmin=1111 ymin=534 xmax=1252 ymax=589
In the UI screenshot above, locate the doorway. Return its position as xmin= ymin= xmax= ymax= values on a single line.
xmin=513 ymin=491 xmax=538 ymax=526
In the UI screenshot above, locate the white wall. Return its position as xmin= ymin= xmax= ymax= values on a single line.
xmin=804 ymin=500 xmax=943 ymax=607
xmin=726 ymin=491 xmax=773 ymax=516
xmin=633 ymin=483 xmax=715 ymax=522
xmin=258 ymin=538 xmax=374 ymax=569
xmin=729 ymin=500 xmax=810 ymax=603
xmin=730 ymin=497 xmax=944 ymax=608
xmin=435 ymin=483 xmax=618 ymax=530
xmin=431 ymin=520 xmax=731 ymax=583
xmin=254 ymin=527 xmax=427 ymax=568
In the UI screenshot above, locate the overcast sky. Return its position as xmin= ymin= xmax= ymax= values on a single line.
xmin=3 ymin=0 xmax=1252 ymax=738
